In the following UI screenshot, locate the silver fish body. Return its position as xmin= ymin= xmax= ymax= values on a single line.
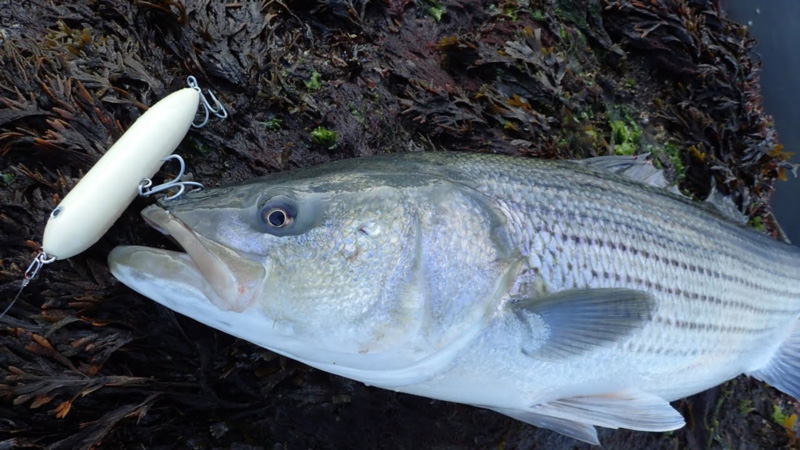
xmin=108 ymin=152 xmax=800 ymax=445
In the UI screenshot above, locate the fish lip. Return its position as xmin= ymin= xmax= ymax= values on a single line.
xmin=139 ymin=204 xmax=266 ymax=312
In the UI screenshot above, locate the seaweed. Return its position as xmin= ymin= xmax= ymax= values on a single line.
xmin=0 ymin=0 xmax=796 ymax=448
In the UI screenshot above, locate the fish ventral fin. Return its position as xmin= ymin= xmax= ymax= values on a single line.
xmin=491 ymin=390 xmax=684 ymax=445
xmin=533 ymin=391 xmax=684 ymax=434
xmin=490 ymin=407 xmax=600 ymax=445
xmin=510 ymin=288 xmax=656 ymax=360
xmin=749 ymin=320 xmax=800 ymax=400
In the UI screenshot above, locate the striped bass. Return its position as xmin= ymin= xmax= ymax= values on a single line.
xmin=107 ymin=152 xmax=800 ymax=444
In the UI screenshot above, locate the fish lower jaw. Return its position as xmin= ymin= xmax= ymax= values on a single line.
xmin=107 ymin=244 xmax=265 ymax=315
xmin=139 ymin=205 xmax=267 ymax=312
xmin=196 ymin=254 xmax=266 ymax=313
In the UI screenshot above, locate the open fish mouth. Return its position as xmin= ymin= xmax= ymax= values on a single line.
xmin=109 ymin=205 xmax=266 ymax=312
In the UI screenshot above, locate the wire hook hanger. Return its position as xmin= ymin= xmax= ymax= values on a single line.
xmin=187 ymin=75 xmax=228 ymax=128
xmin=138 ymin=154 xmax=204 ymax=200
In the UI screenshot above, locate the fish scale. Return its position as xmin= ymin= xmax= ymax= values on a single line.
xmin=444 ymin=154 xmax=800 ymax=374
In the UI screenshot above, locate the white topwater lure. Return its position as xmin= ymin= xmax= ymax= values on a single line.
xmin=2 ymin=76 xmax=227 ymax=318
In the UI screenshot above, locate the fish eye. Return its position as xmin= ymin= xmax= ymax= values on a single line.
xmin=264 ymin=207 xmax=292 ymax=228
xmin=258 ymin=196 xmax=299 ymax=234
xmin=261 ymin=205 xmax=294 ymax=228
xmin=257 ymin=194 xmax=321 ymax=237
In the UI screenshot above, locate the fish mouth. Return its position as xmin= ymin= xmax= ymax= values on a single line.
xmin=109 ymin=205 xmax=266 ymax=312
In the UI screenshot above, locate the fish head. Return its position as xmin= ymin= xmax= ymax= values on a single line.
xmin=109 ymin=159 xmax=518 ymax=385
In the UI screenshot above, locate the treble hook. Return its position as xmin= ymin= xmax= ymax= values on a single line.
xmin=187 ymin=75 xmax=228 ymax=128
xmin=138 ymin=154 xmax=204 ymax=201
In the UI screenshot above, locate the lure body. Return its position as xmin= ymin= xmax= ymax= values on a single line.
xmin=42 ymin=88 xmax=200 ymax=259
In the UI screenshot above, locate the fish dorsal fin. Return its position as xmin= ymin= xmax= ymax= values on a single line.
xmin=702 ymin=183 xmax=748 ymax=225
xmin=530 ymin=391 xmax=685 ymax=433
xmin=572 ymin=154 xmax=673 ymax=189
xmin=490 ymin=407 xmax=600 ymax=445
xmin=574 ymin=155 xmax=755 ymax=228
xmin=509 ymin=288 xmax=656 ymax=360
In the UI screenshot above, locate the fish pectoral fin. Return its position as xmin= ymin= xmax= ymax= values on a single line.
xmin=510 ymin=288 xmax=656 ymax=360
xmin=531 ymin=391 xmax=685 ymax=433
xmin=490 ymin=407 xmax=599 ymax=445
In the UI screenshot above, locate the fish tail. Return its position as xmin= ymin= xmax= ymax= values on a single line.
xmin=748 ymin=319 xmax=800 ymax=400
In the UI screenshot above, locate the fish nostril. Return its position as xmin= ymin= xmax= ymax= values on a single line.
xmin=358 ymin=226 xmax=369 ymax=236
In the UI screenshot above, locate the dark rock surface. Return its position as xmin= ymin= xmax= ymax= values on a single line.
xmin=0 ymin=0 xmax=797 ymax=448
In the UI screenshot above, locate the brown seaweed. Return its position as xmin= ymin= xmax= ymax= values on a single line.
xmin=0 ymin=0 xmax=796 ymax=448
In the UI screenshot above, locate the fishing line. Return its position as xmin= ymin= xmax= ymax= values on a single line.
xmin=1 ymin=253 xmax=56 ymax=318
